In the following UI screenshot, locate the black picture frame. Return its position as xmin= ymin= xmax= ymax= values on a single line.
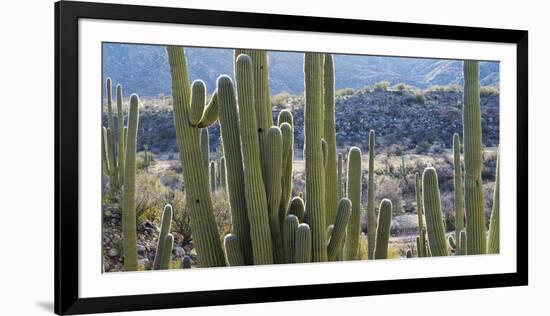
xmin=55 ymin=1 xmax=528 ymax=314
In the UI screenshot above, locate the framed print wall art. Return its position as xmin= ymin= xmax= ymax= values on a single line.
xmin=55 ymin=0 xmax=528 ymax=314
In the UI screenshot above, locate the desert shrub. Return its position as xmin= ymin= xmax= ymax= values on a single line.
xmin=335 ymin=87 xmax=355 ymax=97
xmin=414 ymin=90 xmax=426 ymax=104
xmin=271 ymin=91 xmax=291 ymax=109
xmin=416 ymin=140 xmax=432 ymax=154
xmin=394 ymin=83 xmax=412 ymax=94
xmin=212 ymin=191 xmax=233 ymax=238
xmin=480 ymin=85 xmax=500 ymax=96
xmin=484 ymin=181 xmax=496 ymax=223
xmin=374 ymin=81 xmax=390 ymax=92
xmin=376 ymin=176 xmax=403 ymax=213
xmin=385 ymin=144 xmax=404 ymax=157
xmin=160 ymin=169 xmax=183 ymax=191
xmin=169 ymin=190 xmax=193 ymax=245
xmin=135 ymin=172 xmax=166 ymax=223
xmin=358 ymin=234 xmax=369 ymax=260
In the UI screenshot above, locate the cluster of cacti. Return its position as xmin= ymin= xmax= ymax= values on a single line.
xmin=112 ymin=46 xmax=501 ymax=273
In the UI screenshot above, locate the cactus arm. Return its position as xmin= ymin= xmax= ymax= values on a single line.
xmin=304 ymin=52 xmax=328 ymax=262
xmin=121 ymin=94 xmax=140 ymax=271
xmin=487 ymin=151 xmax=500 ymax=254
xmin=197 ymin=91 xmax=219 ymax=128
xmin=189 ymin=80 xmax=206 ymax=126
xmin=217 ymin=75 xmax=253 ymax=265
xmin=283 ymin=214 xmax=299 ymax=263
xmin=374 ymin=199 xmax=392 ymax=259
xmin=235 ymin=54 xmax=273 ymax=265
xmin=166 ymin=46 xmax=226 ymax=267
xmin=295 ymin=223 xmax=312 ymax=263
xmin=422 ymin=167 xmax=448 ymax=256
xmin=153 ymin=205 xmax=173 ymax=270
xmin=158 ymin=234 xmax=174 ymax=270
xmin=327 ymin=198 xmax=352 ymax=261
xmin=367 ymin=130 xmax=376 ymax=259
xmin=463 ymin=60 xmax=487 ymax=255
xmin=224 ymin=233 xmax=245 ymax=266
xmin=279 ymin=122 xmax=294 ymax=227
xmin=343 ymin=146 xmax=362 ymax=260
xmin=266 ymin=126 xmax=284 ymax=263
xmin=116 ymin=84 xmax=125 ymax=186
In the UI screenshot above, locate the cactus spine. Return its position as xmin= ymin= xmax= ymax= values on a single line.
xmin=327 ymin=198 xmax=352 ymax=261
xmin=116 ymin=84 xmax=125 ymax=186
xmin=453 ymin=133 xmax=465 ymax=254
xmin=158 ymin=234 xmax=174 ymax=270
xmin=343 ymin=146 xmax=362 ymax=260
xmin=217 ymin=75 xmax=253 ymax=265
xmin=323 ymin=54 xmax=338 ymax=226
xmin=153 ymin=204 xmax=173 ymax=270
xmin=415 ymin=173 xmax=426 ymax=257
xmin=189 ymin=80 xmax=206 ymax=126
xmin=295 ymin=223 xmax=312 ymax=263
xmin=235 ymin=54 xmax=273 ymax=265
xmin=463 ymin=60 xmax=487 ymax=255
xmin=224 ymin=233 xmax=245 ymax=266
xmin=374 ymin=199 xmax=392 ymax=259
xmin=121 ymin=94 xmax=140 ymax=271
xmin=304 ymin=52 xmax=327 ymax=262
xmin=266 ymin=126 xmax=284 ymax=263
xmin=487 ymin=151 xmax=500 ymax=254
xmin=367 ymin=130 xmax=376 ymax=259
xmin=283 ymin=214 xmax=299 ymax=263
xmin=422 ymin=167 xmax=448 ymax=257
xmin=166 ymin=46 xmax=226 ymax=267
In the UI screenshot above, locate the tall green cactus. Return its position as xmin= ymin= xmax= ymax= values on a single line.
xmin=463 ymin=60 xmax=487 ymax=255
xmin=224 ymin=233 xmax=245 ymax=266
xmin=189 ymin=80 xmax=206 ymax=126
xmin=488 ymin=151 xmax=500 ymax=254
xmin=295 ymin=223 xmax=312 ymax=263
xmin=422 ymin=167 xmax=448 ymax=257
xmin=105 ymin=78 xmax=118 ymax=190
xmin=323 ymin=54 xmax=339 ymax=226
xmin=121 ymin=94 xmax=140 ymax=271
xmin=102 ymin=127 xmax=111 ymax=176
xmin=452 ymin=133 xmax=465 ymax=253
xmin=158 ymin=234 xmax=174 ymax=270
xmin=415 ymin=173 xmax=426 ymax=257
xmin=288 ymin=196 xmax=305 ymax=222
xmin=200 ymin=128 xmax=210 ymax=175
xmin=153 ymin=204 xmax=173 ymax=270
xmin=235 ymin=54 xmax=273 ymax=265
xmin=458 ymin=230 xmax=467 ymax=256
xmin=374 ymin=199 xmax=392 ymax=259
xmin=343 ymin=146 xmax=362 ymax=261
xmin=283 ymin=214 xmax=299 ymax=263
xmin=279 ymin=121 xmax=294 ymax=227
xmin=116 ymin=84 xmax=125 ymax=186
xmin=367 ymin=130 xmax=376 ymax=259
xmin=266 ymin=126 xmax=284 ymax=263
xmin=337 ymin=153 xmax=344 ymax=200
xmin=166 ymin=46 xmax=226 ymax=267
xmin=217 ymin=75 xmax=253 ymax=265
xmin=304 ymin=52 xmax=327 ymax=262
xmin=327 ymin=198 xmax=352 ymax=261
xmin=219 ymin=156 xmax=226 ymax=193
xmin=210 ymin=161 xmax=216 ymax=192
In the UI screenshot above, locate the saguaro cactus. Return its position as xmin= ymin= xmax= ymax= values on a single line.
xmin=219 ymin=156 xmax=226 ymax=193
xmin=197 ymin=91 xmax=219 ymax=128
xmin=166 ymin=46 xmax=226 ymax=267
xmin=289 ymin=196 xmax=305 ymax=222
xmin=343 ymin=146 xmax=362 ymax=261
xmin=158 ymin=234 xmax=174 ymax=270
xmin=279 ymin=122 xmax=294 ymax=227
xmin=116 ymin=84 xmax=126 ymax=186
xmin=235 ymin=54 xmax=273 ymax=265
xmin=304 ymin=52 xmax=327 ymax=262
xmin=323 ymin=54 xmax=339 ymax=226
xmin=224 ymin=233 xmax=245 ymax=266
xmin=488 ymin=151 xmax=500 ymax=254
xmin=200 ymin=128 xmax=210 ymax=175
xmin=121 ymin=94 xmax=140 ymax=271
xmin=327 ymin=198 xmax=352 ymax=261
xmin=458 ymin=230 xmax=467 ymax=256
xmin=153 ymin=204 xmax=173 ymax=270
xmin=217 ymin=75 xmax=253 ymax=264
xmin=367 ymin=130 xmax=376 ymax=259
xmin=415 ymin=173 xmax=426 ymax=257
xmin=295 ymin=223 xmax=312 ymax=263
xmin=189 ymin=80 xmax=206 ymax=126
xmin=374 ymin=199 xmax=392 ymax=259
xmin=422 ymin=167 xmax=448 ymax=257
xmin=105 ymin=78 xmax=119 ymax=190
xmin=337 ymin=153 xmax=344 ymax=200
xmin=283 ymin=214 xmax=299 ymax=263
xmin=266 ymin=126 xmax=284 ymax=263
xmin=453 ymin=133 xmax=465 ymax=253
xmin=463 ymin=60 xmax=487 ymax=255
xmin=210 ymin=161 xmax=216 ymax=192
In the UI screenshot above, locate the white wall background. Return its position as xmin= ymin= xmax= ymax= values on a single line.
xmin=0 ymin=0 xmax=545 ymax=315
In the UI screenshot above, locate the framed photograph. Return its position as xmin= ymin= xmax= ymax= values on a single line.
xmin=55 ymin=0 xmax=528 ymax=314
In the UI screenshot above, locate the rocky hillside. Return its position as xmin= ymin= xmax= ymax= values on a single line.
xmin=105 ymin=89 xmax=499 ymax=156
xmin=103 ymin=43 xmax=499 ymax=96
